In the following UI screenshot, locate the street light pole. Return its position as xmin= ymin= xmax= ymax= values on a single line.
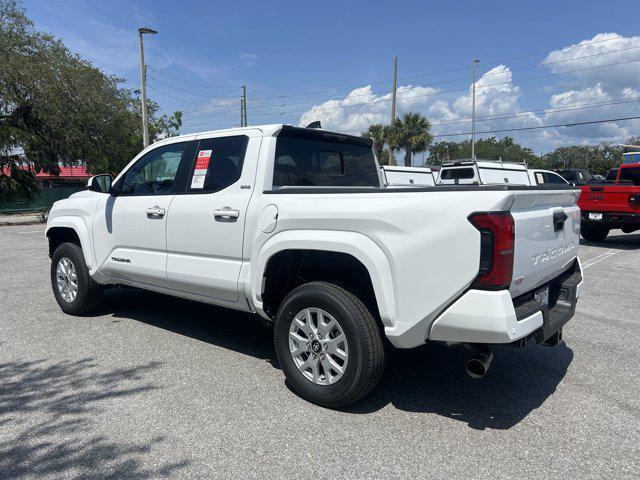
xmin=471 ymin=59 xmax=479 ymax=159
xmin=389 ymin=55 xmax=398 ymax=166
xmin=138 ymin=27 xmax=157 ymax=148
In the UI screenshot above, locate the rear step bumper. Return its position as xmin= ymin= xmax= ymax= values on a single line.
xmin=429 ymin=259 xmax=583 ymax=344
xmin=581 ymin=210 xmax=640 ymax=228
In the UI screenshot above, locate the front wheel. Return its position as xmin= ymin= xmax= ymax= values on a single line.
xmin=274 ymin=282 xmax=385 ymax=408
xmin=51 ymin=242 xmax=102 ymax=315
xmin=581 ymin=225 xmax=609 ymax=242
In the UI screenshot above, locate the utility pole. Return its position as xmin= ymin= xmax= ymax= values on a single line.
xmin=242 ymin=85 xmax=247 ymax=127
xmin=240 ymin=97 xmax=245 ymax=127
xmin=389 ymin=55 xmax=398 ymax=165
xmin=471 ymin=59 xmax=479 ymax=159
xmin=391 ymin=56 xmax=398 ymax=123
xmin=138 ymin=27 xmax=157 ymax=148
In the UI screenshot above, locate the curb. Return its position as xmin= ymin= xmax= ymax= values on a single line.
xmin=0 ymin=219 xmax=46 ymax=227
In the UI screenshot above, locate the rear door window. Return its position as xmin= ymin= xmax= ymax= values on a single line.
xmin=188 ymin=135 xmax=248 ymax=193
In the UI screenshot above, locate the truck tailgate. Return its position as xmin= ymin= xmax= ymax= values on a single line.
xmin=579 ymin=185 xmax=640 ymax=213
xmin=509 ymin=189 xmax=581 ymax=297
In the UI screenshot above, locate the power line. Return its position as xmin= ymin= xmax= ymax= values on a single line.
xmin=430 ymin=96 xmax=640 ymax=127
xmin=432 ymin=115 xmax=640 ymax=138
xmin=181 ymin=112 xmax=286 ymax=129
xmin=147 ymin=65 xmax=241 ymax=89
xmin=247 ymin=35 xmax=636 ymax=102
xmin=275 ymin=57 xmax=640 ymax=115
xmin=148 ymin=74 xmax=240 ymax=98
xmin=153 ymin=40 xmax=640 ymax=117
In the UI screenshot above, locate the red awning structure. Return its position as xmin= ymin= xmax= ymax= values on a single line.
xmin=2 ymin=162 xmax=91 ymax=181
xmin=35 ymin=165 xmax=91 ymax=180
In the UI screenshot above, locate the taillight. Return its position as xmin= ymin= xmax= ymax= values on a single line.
xmin=468 ymin=211 xmax=515 ymax=290
xmin=629 ymin=193 xmax=640 ymax=210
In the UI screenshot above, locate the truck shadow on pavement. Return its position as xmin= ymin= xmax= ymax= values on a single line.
xmin=94 ymin=288 xmax=572 ymax=431
xmin=579 ymin=231 xmax=640 ymax=249
xmin=0 ymin=358 xmax=190 ymax=479
xmin=347 ymin=341 xmax=573 ymax=430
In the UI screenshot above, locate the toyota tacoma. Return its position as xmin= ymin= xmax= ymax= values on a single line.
xmin=46 ymin=124 xmax=584 ymax=407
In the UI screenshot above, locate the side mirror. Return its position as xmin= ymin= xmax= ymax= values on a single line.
xmin=87 ymin=174 xmax=112 ymax=193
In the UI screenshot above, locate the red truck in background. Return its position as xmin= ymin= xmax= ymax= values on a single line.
xmin=578 ymin=159 xmax=640 ymax=242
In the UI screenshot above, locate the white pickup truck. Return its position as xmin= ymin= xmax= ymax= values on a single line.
xmin=46 ymin=124 xmax=584 ymax=407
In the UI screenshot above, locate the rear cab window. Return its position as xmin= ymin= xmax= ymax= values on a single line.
xmin=273 ymin=127 xmax=380 ymax=188
xmin=440 ymin=167 xmax=475 ymax=180
xmin=618 ymin=166 xmax=640 ymax=186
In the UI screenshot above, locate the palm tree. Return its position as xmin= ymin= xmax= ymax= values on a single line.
xmin=390 ymin=113 xmax=432 ymax=167
xmin=362 ymin=124 xmax=387 ymax=164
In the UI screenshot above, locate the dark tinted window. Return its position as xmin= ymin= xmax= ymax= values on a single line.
xmin=441 ymin=167 xmax=475 ymax=180
xmin=544 ymin=172 xmax=567 ymax=184
xmin=560 ymin=170 xmax=576 ymax=181
xmin=606 ymin=169 xmax=619 ymax=181
xmin=618 ymin=167 xmax=640 ymax=186
xmin=118 ymin=142 xmax=189 ymax=195
xmin=273 ymin=131 xmax=379 ymax=187
xmin=188 ymin=136 xmax=248 ymax=192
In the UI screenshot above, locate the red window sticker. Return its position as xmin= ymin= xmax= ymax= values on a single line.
xmin=191 ymin=149 xmax=212 ymax=188
xmin=195 ymin=149 xmax=212 ymax=170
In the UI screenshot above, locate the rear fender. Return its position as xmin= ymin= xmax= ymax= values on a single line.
xmin=250 ymin=230 xmax=397 ymax=329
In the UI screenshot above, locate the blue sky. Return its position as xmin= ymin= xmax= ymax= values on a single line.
xmin=22 ymin=0 xmax=640 ymax=157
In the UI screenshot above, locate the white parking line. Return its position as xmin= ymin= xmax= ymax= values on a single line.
xmin=582 ymin=244 xmax=632 ymax=269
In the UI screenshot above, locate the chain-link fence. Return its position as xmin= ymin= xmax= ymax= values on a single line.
xmin=0 ymin=186 xmax=85 ymax=214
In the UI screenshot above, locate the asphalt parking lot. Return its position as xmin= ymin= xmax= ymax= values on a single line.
xmin=1 ymin=224 xmax=639 ymax=479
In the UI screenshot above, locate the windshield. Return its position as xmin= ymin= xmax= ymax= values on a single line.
xmin=274 ymin=129 xmax=380 ymax=188
xmin=619 ymin=167 xmax=640 ymax=186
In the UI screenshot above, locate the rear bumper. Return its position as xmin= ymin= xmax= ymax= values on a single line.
xmin=428 ymin=259 xmax=583 ymax=345
xmin=581 ymin=210 xmax=640 ymax=228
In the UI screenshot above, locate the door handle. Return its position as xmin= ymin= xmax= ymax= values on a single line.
xmin=146 ymin=206 xmax=165 ymax=218
xmin=213 ymin=207 xmax=240 ymax=221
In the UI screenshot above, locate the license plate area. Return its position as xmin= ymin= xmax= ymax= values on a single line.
xmin=534 ymin=286 xmax=550 ymax=306
xmin=589 ymin=213 xmax=603 ymax=220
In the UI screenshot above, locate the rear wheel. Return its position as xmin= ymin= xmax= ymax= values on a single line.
xmin=274 ymin=282 xmax=385 ymax=408
xmin=51 ymin=242 xmax=102 ymax=315
xmin=581 ymin=225 xmax=609 ymax=242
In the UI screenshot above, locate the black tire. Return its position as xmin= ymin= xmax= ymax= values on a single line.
xmin=274 ymin=281 xmax=385 ymax=408
xmin=51 ymin=242 xmax=102 ymax=315
xmin=581 ymin=225 xmax=609 ymax=242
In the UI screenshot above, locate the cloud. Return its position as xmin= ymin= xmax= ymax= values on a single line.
xmin=542 ymin=33 xmax=640 ymax=90
xmin=27 ymin=0 xmax=233 ymax=84
xmin=240 ymin=53 xmax=258 ymax=67
xmin=298 ymin=66 xmax=544 ymax=147
xmin=299 ymin=84 xmax=437 ymax=132
xmin=296 ymin=33 xmax=640 ymax=154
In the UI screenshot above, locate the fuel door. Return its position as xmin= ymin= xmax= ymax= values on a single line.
xmin=260 ymin=204 xmax=279 ymax=234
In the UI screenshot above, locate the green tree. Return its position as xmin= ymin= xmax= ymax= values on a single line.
xmin=542 ymin=143 xmax=624 ymax=175
xmin=389 ymin=113 xmax=432 ymax=167
xmin=362 ymin=123 xmax=387 ymax=165
xmin=0 ymin=0 xmax=181 ymax=199
xmin=428 ymin=136 xmax=541 ymax=167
